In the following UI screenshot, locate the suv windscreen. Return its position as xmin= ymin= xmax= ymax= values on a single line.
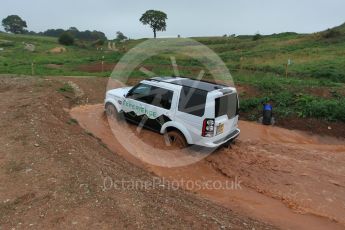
xmin=127 ymin=83 xmax=173 ymax=110
xmin=178 ymin=86 xmax=207 ymax=117
xmin=215 ymin=93 xmax=238 ymax=118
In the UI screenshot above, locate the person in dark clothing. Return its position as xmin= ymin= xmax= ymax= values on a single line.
xmin=262 ymin=102 xmax=273 ymax=125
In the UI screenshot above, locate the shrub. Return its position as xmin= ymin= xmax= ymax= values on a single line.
xmin=91 ymin=39 xmax=105 ymax=47
xmin=74 ymin=40 xmax=87 ymax=48
xmin=322 ymin=29 xmax=342 ymax=39
xmin=116 ymin=31 xmax=127 ymax=41
xmin=58 ymin=83 xmax=73 ymax=93
xmin=240 ymin=98 xmax=263 ymax=113
xmin=0 ymin=40 xmax=15 ymax=47
xmin=240 ymin=91 xmax=345 ymax=122
xmin=253 ymin=33 xmax=262 ymax=41
xmin=58 ymin=32 xmax=74 ymax=46
xmin=292 ymin=94 xmax=345 ymax=122
xmin=256 ymin=80 xmax=283 ymax=94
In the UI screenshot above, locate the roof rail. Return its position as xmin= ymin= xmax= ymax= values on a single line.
xmin=145 ymin=76 xmax=229 ymax=92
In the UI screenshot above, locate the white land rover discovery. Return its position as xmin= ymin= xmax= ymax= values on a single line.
xmin=105 ymin=77 xmax=240 ymax=148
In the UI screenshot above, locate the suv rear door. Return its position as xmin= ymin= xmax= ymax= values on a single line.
xmin=175 ymin=86 xmax=208 ymax=141
xmin=214 ymin=93 xmax=239 ymax=137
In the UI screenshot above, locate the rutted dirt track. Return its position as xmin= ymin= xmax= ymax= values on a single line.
xmin=1 ymin=75 xmax=345 ymax=229
xmin=0 ymin=76 xmax=275 ymax=229
xmin=71 ymin=104 xmax=345 ymax=230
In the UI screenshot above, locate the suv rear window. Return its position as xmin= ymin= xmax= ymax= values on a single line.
xmin=215 ymin=93 xmax=238 ymax=118
xmin=178 ymin=86 xmax=207 ymax=117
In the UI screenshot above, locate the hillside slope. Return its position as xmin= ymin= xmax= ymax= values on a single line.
xmin=0 ymin=23 xmax=345 ymax=81
xmin=0 ymin=24 xmax=345 ymax=124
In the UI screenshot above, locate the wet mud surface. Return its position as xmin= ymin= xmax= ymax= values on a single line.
xmin=71 ymin=104 xmax=345 ymax=230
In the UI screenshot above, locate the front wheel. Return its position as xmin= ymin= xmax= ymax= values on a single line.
xmin=165 ymin=130 xmax=188 ymax=149
xmin=105 ymin=103 xmax=120 ymax=120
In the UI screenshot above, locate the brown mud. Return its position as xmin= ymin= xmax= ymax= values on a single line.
xmin=71 ymin=104 xmax=345 ymax=230
xmin=1 ymin=76 xmax=277 ymax=229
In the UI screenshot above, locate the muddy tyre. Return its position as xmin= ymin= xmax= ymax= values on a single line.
xmin=105 ymin=103 xmax=120 ymax=120
xmin=165 ymin=130 xmax=188 ymax=149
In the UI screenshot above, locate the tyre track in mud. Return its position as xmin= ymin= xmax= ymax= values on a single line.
xmin=1 ymin=76 xmax=277 ymax=229
xmin=70 ymin=104 xmax=345 ymax=230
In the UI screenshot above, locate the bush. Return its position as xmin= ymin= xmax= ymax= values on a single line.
xmin=322 ymin=29 xmax=342 ymax=39
xmin=0 ymin=40 xmax=14 ymax=47
xmin=58 ymin=32 xmax=74 ymax=46
xmin=116 ymin=31 xmax=127 ymax=41
xmin=253 ymin=33 xmax=262 ymax=41
xmin=240 ymin=98 xmax=263 ymax=113
xmin=74 ymin=40 xmax=87 ymax=48
xmin=58 ymin=83 xmax=73 ymax=93
xmin=91 ymin=39 xmax=105 ymax=47
xmin=256 ymin=79 xmax=283 ymax=94
xmin=240 ymin=91 xmax=345 ymax=122
xmin=286 ymin=94 xmax=345 ymax=122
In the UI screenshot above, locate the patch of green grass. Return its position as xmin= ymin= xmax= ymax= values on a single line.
xmin=233 ymin=71 xmax=341 ymax=90
xmin=67 ymin=118 xmax=78 ymax=125
xmin=85 ymin=130 xmax=95 ymax=137
xmin=1 ymin=31 xmax=345 ymax=122
xmin=1 ymin=31 xmax=345 ymax=82
xmin=293 ymin=94 xmax=345 ymax=121
xmin=58 ymin=83 xmax=74 ymax=93
xmin=240 ymin=92 xmax=345 ymax=122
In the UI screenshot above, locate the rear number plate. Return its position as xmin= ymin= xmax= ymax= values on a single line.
xmin=216 ymin=124 xmax=224 ymax=135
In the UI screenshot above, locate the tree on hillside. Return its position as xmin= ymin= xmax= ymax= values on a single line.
xmin=58 ymin=32 xmax=74 ymax=46
xmin=323 ymin=29 xmax=341 ymax=39
xmin=116 ymin=31 xmax=127 ymax=41
xmin=68 ymin=27 xmax=79 ymax=37
xmin=253 ymin=33 xmax=262 ymax=41
xmin=139 ymin=10 xmax=167 ymax=38
xmin=2 ymin=15 xmax=27 ymax=34
xmin=43 ymin=28 xmax=107 ymax=41
xmin=75 ymin=30 xmax=107 ymax=41
xmin=43 ymin=29 xmax=65 ymax=37
xmin=69 ymin=27 xmax=79 ymax=32
xmin=24 ymin=30 xmax=39 ymax=35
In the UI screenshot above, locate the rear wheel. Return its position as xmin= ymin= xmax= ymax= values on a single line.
xmin=165 ymin=130 xmax=188 ymax=149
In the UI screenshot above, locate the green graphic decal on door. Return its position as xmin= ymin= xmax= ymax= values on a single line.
xmin=123 ymin=99 xmax=158 ymax=119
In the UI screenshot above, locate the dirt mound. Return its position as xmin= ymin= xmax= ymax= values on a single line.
xmin=278 ymin=117 xmax=345 ymax=138
xmin=49 ymin=47 xmax=66 ymax=53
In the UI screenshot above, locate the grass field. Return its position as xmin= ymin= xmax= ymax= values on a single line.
xmin=0 ymin=23 xmax=345 ymax=123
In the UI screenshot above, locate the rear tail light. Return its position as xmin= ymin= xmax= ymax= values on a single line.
xmin=202 ymin=119 xmax=215 ymax=137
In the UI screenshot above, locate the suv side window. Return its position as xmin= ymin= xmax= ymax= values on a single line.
xmin=128 ymin=83 xmax=173 ymax=110
xmin=150 ymin=86 xmax=173 ymax=110
xmin=127 ymin=83 xmax=153 ymax=104
xmin=178 ymin=86 xmax=207 ymax=117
